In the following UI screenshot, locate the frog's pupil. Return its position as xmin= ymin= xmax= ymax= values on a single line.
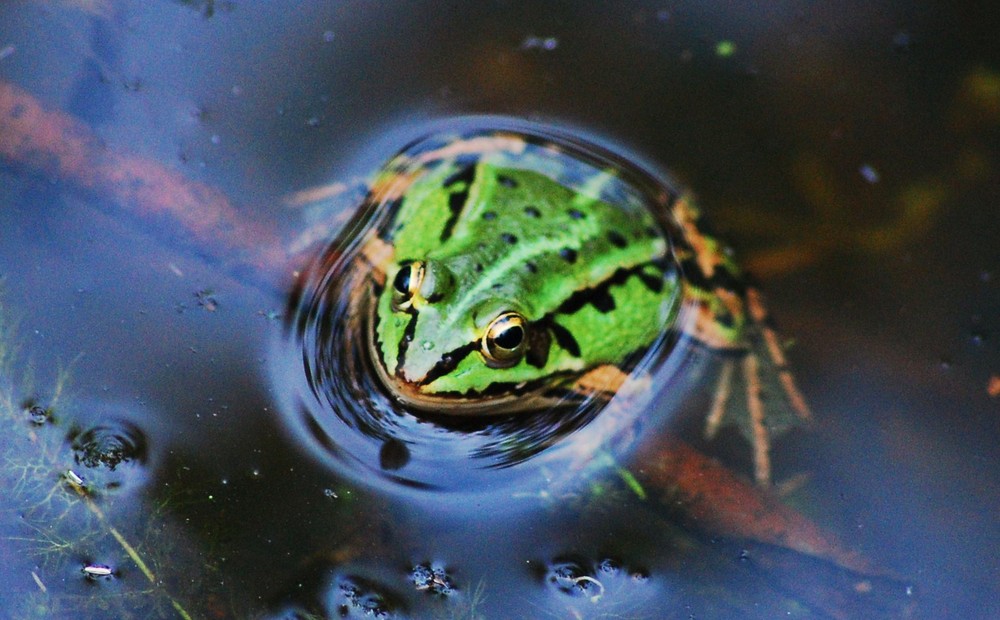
xmin=393 ymin=265 xmax=412 ymax=294
xmin=495 ymin=325 xmax=523 ymax=350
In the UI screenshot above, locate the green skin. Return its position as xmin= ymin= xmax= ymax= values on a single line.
xmin=374 ymin=160 xmax=681 ymax=399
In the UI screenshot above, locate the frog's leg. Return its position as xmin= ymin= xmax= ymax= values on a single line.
xmin=672 ymin=195 xmax=812 ymax=486
xmin=573 ymin=364 xmax=630 ymax=394
xmin=697 ymin=287 xmax=813 ymax=487
xmin=745 ymin=287 xmax=812 ymax=421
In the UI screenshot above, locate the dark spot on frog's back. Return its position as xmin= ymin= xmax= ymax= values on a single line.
xmin=548 ymin=321 xmax=581 ymax=357
xmin=524 ymin=205 xmax=541 ymax=218
xmin=559 ymin=247 xmax=578 ymax=263
xmin=440 ymin=164 xmax=477 ymax=242
xmin=442 ymin=164 xmax=476 ymax=188
xmin=568 ymin=208 xmax=585 ymax=220
xmin=501 ymin=232 xmax=518 ymax=245
xmin=497 ymin=174 xmax=518 ymax=188
xmin=607 ymin=230 xmax=628 ymax=248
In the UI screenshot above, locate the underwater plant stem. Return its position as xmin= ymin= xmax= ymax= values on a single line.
xmin=66 ymin=477 xmax=193 ymax=620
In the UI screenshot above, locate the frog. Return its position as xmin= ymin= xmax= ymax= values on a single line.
xmin=352 ymin=128 xmax=812 ymax=486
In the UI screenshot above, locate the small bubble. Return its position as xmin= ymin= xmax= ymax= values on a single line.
xmin=323 ymin=30 xmax=335 ymax=42
xmin=306 ymin=116 xmax=321 ymax=127
xmin=597 ymin=558 xmax=621 ymax=575
xmin=210 ymin=134 xmax=221 ymax=145
xmin=0 ymin=45 xmax=15 ymax=61
xmin=859 ymin=164 xmax=880 ymax=184
xmin=323 ymin=488 xmax=338 ymax=499
xmin=231 ymin=84 xmax=243 ymax=96
xmin=892 ymin=31 xmax=911 ymax=52
xmin=26 ymin=405 xmax=50 ymax=425
xmin=715 ymin=40 xmax=736 ymax=58
xmin=421 ymin=341 xmax=434 ymax=351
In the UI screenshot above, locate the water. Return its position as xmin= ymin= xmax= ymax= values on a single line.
xmin=1 ymin=1 xmax=997 ymax=618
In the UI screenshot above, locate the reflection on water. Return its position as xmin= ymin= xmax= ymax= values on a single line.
xmin=0 ymin=1 xmax=997 ymax=618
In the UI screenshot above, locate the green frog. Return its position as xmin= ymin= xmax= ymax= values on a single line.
xmin=354 ymin=129 xmax=811 ymax=485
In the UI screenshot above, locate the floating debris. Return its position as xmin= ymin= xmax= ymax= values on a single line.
xmin=31 ymin=570 xmax=47 ymax=593
xmin=410 ymin=562 xmax=455 ymax=596
xmin=64 ymin=469 xmax=86 ymax=488
xmin=258 ymin=309 xmax=282 ymax=321
xmin=988 ymin=375 xmax=1000 ymax=398
xmin=521 ymin=35 xmax=558 ymax=51
xmin=83 ymin=564 xmax=114 ymax=579
xmin=194 ymin=289 xmax=219 ymax=312
xmin=336 ymin=576 xmax=399 ymax=618
xmin=70 ymin=421 xmax=148 ymax=472
xmin=545 ymin=558 xmax=603 ymax=601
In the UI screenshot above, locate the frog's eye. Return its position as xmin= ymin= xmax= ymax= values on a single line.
xmin=482 ymin=312 xmax=527 ymax=368
xmin=391 ymin=261 xmax=425 ymax=311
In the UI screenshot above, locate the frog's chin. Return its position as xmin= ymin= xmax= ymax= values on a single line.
xmin=368 ymin=352 xmax=567 ymax=417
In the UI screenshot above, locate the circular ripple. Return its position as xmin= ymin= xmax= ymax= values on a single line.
xmin=273 ymin=122 xmax=693 ymax=494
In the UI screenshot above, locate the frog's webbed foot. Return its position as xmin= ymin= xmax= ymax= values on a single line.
xmin=705 ymin=287 xmax=812 ymax=487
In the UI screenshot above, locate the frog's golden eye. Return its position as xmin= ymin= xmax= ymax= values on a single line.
xmin=391 ymin=261 xmax=424 ymax=311
xmin=482 ymin=312 xmax=527 ymax=368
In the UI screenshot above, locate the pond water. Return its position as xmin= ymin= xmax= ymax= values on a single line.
xmin=1 ymin=1 xmax=997 ymax=618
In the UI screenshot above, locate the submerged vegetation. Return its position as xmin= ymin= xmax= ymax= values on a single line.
xmin=0 ymin=290 xmax=200 ymax=619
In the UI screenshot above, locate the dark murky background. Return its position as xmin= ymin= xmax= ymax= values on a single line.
xmin=1 ymin=1 xmax=997 ymax=618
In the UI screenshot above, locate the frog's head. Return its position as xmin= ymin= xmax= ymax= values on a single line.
xmin=372 ymin=254 xmax=563 ymax=412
